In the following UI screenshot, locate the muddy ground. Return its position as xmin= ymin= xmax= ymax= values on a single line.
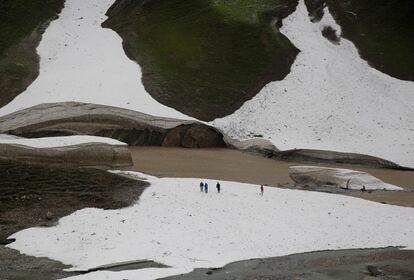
xmin=162 ymin=247 xmax=414 ymax=280
xmin=128 ymin=147 xmax=414 ymax=207
xmin=0 ymin=159 xmax=148 ymax=280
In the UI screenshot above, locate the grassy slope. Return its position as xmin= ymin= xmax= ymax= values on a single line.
xmin=305 ymin=0 xmax=414 ymax=81
xmin=0 ymin=0 xmax=64 ymax=108
xmin=104 ymin=0 xmax=298 ymax=121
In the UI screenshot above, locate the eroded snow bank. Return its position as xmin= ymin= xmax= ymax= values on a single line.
xmin=0 ymin=134 xmax=125 ymax=148
xmin=0 ymin=0 xmax=192 ymax=120
xmin=212 ymin=0 xmax=414 ymax=168
xmin=8 ymin=172 xmax=414 ymax=280
xmin=289 ymin=166 xmax=403 ymax=190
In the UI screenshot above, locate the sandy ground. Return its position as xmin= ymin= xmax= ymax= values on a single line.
xmin=128 ymin=147 xmax=414 ymax=207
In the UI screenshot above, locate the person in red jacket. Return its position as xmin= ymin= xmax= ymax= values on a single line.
xmin=260 ymin=184 xmax=264 ymax=196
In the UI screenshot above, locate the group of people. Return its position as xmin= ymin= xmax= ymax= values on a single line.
xmin=199 ymin=181 xmax=265 ymax=196
xmin=199 ymin=181 xmax=220 ymax=193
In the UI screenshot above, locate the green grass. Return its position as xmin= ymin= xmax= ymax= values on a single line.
xmin=104 ymin=0 xmax=298 ymax=120
xmin=212 ymin=0 xmax=290 ymax=24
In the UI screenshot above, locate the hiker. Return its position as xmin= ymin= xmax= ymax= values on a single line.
xmin=361 ymin=185 xmax=366 ymax=192
xmin=260 ymin=184 xmax=264 ymax=196
xmin=204 ymin=182 xmax=208 ymax=193
xmin=345 ymin=179 xmax=351 ymax=190
xmin=200 ymin=181 xmax=204 ymax=192
xmin=216 ymin=182 xmax=221 ymax=193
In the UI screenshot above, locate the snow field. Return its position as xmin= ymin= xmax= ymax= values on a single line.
xmin=0 ymin=0 xmax=192 ymax=120
xmin=212 ymin=0 xmax=414 ymax=168
xmin=0 ymin=134 xmax=126 ymax=148
xmin=8 ymin=172 xmax=414 ymax=280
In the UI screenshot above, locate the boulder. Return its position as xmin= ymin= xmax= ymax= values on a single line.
xmin=289 ymin=166 xmax=403 ymax=191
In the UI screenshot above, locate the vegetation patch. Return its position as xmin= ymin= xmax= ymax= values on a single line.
xmin=305 ymin=0 xmax=414 ymax=81
xmin=104 ymin=0 xmax=298 ymax=121
xmin=0 ymin=0 xmax=64 ymax=107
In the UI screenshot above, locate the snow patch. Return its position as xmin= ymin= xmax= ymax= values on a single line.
xmin=0 ymin=0 xmax=193 ymax=121
xmin=60 ymin=267 xmax=188 ymax=280
xmin=8 ymin=175 xmax=414 ymax=279
xmin=212 ymin=0 xmax=414 ymax=168
xmin=0 ymin=134 xmax=126 ymax=148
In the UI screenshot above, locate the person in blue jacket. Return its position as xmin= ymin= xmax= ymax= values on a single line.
xmin=204 ymin=182 xmax=208 ymax=193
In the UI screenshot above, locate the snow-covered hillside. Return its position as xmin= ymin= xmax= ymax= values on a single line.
xmin=212 ymin=0 xmax=414 ymax=168
xmin=0 ymin=0 xmax=412 ymax=168
xmin=8 ymin=172 xmax=414 ymax=280
xmin=0 ymin=0 xmax=192 ymax=120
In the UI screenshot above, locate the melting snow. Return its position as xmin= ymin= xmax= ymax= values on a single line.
xmin=7 ymin=172 xmax=414 ymax=279
xmin=212 ymin=0 xmax=414 ymax=168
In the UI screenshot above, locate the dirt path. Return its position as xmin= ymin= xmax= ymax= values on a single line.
xmin=128 ymin=147 xmax=414 ymax=207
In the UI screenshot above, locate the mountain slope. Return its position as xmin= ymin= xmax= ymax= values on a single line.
xmin=103 ymin=0 xmax=299 ymax=121
xmin=306 ymin=0 xmax=414 ymax=81
xmin=0 ymin=0 xmax=64 ymax=107
xmin=212 ymin=0 xmax=414 ymax=168
xmin=0 ymin=0 xmax=191 ymax=120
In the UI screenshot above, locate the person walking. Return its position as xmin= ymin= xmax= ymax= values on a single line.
xmin=260 ymin=184 xmax=264 ymax=196
xmin=216 ymin=182 xmax=221 ymax=193
xmin=204 ymin=182 xmax=208 ymax=193
xmin=200 ymin=181 xmax=204 ymax=192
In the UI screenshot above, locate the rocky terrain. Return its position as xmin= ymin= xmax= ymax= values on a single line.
xmin=162 ymin=247 xmax=414 ymax=280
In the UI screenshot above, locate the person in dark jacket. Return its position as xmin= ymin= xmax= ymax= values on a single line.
xmin=204 ymin=182 xmax=208 ymax=193
xmin=200 ymin=181 xmax=204 ymax=192
xmin=216 ymin=182 xmax=221 ymax=193
xmin=260 ymin=184 xmax=264 ymax=196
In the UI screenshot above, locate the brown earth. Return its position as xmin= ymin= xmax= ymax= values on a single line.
xmin=128 ymin=147 xmax=414 ymax=207
xmin=0 ymin=159 xmax=148 ymax=242
xmin=162 ymin=247 xmax=414 ymax=280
